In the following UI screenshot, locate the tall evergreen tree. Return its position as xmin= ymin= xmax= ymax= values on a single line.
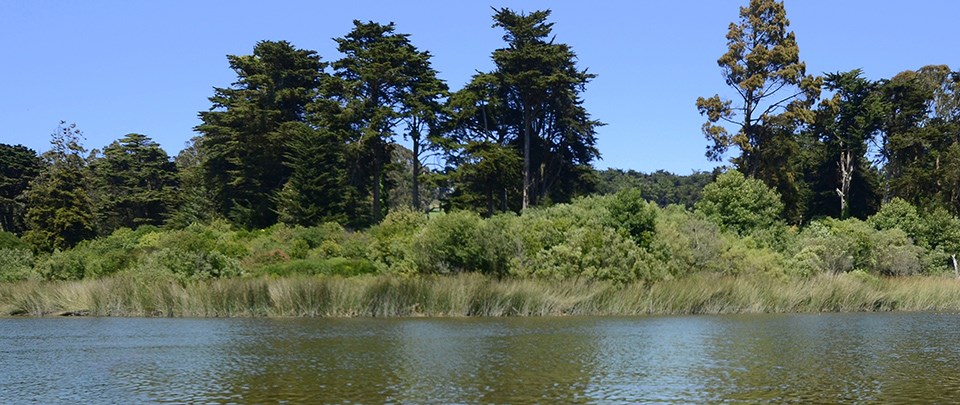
xmin=332 ymin=20 xmax=442 ymax=223
xmin=0 ymin=144 xmax=41 ymax=234
xmin=446 ymin=8 xmax=600 ymax=214
xmin=696 ymin=0 xmax=820 ymax=221
xmin=22 ymin=122 xmax=96 ymax=251
xmin=489 ymin=8 xmax=601 ymax=209
xmin=166 ymin=137 xmax=220 ymax=228
xmin=879 ymin=65 xmax=960 ymax=212
xmin=89 ymin=133 xmax=179 ymax=234
xmin=811 ymin=70 xmax=884 ymax=218
xmin=274 ymin=122 xmax=350 ymax=226
xmin=195 ymin=40 xmax=325 ymax=228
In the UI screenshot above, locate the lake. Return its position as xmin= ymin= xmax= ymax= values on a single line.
xmin=2 ymin=313 xmax=959 ymax=403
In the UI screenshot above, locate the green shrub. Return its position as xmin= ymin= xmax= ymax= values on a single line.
xmin=695 ymin=171 xmax=784 ymax=236
xmin=602 ymin=189 xmax=658 ymax=248
xmin=35 ymin=249 xmax=87 ymax=281
xmin=649 ymin=205 xmax=727 ymax=277
xmin=367 ymin=209 xmax=427 ymax=272
xmin=0 ymin=231 xmax=29 ymax=250
xmin=0 ymin=248 xmax=35 ymax=282
xmin=137 ymin=248 xmax=242 ymax=281
xmin=412 ymin=211 xmax=486 ymax=274
xmin=796 ymin=218 xmax=921 ymax=276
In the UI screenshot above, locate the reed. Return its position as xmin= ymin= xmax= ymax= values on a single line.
xmin=2 ymin=273 xmax=960 ymax=317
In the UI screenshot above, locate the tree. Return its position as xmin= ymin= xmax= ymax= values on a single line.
xmin=696 ymin=0 xmax=819 ymax=220
xmin=274 ymin=122 xmax=350 ymax=226
xmin=166 ymin=136 xmax=220 ymax=228
xmin=89 ymin=133 xmax=179 ymax=234
xmin=695 ymin=170 xmax=784 ymax=236
xmin=196 ymin=40 xmax=325 ymax=228
xmin=490 ymin=8 xmax=601 ymax=209
xmin=0 ymin=144 xmax=41 ymax=234
xmin=878 ymin=66 xmax=960 ymax=212
xmin=812 ymin=70 xmax=884 ymax=218
xmin=22 ymin=122 xmax=96 ymax=251
xmin=445 ymin=8 xmax=600 ymax=214
xmin=332 ymin=20 xmax=442 ymax=223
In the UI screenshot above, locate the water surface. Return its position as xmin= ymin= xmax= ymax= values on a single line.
xmin=2 ymin=313 xmax=959 ymax=403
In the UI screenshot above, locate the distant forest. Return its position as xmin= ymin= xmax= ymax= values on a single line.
xmin=1 ymin=0 xmax=959 ymax=276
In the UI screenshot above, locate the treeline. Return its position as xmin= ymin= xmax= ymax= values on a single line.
xmin=2 ymin=1 xmax=960 ymax=284
xmin=1 ymin=8 xmax=600 ymax=251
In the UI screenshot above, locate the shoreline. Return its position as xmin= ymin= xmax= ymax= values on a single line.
xmin=3 ymin=273 xmax=960 ymax=318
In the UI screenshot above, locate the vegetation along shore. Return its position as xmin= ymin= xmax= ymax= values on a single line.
xmin=3 ymin=1 xmax=960 ymax=317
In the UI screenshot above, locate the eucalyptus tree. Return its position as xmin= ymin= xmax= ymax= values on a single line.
xmin=696 ymin=0 xmax=820 ymax=220
xmin=195 ymin=40 xmax=325 ymax=229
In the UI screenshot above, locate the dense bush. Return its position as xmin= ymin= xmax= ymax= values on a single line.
xmin=0 ymin=248 xmax=34 ymax=282
xmin=695 ymin=171 xmax=784 ymax=236
xmin=795 ymin=218 xmax=921 ymax=276
xmin=5 ymin=177 xmax=960 ymax=285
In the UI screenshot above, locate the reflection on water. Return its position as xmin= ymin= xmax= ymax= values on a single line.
xmin=1 ymin=313 xmax=959 ymax=403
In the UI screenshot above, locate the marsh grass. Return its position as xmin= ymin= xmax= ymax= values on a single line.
xmin=2 ymin=273 xmax=960 ymax=317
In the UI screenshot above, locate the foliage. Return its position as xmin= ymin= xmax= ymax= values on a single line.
xmin=795 ymin=218 xmax=922 ymax=276
xmin=0 ymin=248 xmax=34 ymax=282
xmin=196 ymin=40 xmax=325 ymax=229
xmin=21 ymin=122 xmax=96 ymax=252
xmin=0 ymin=144 xmax=41 ymax=235
xmin=89 ymin=133 xmax=179 ymax=235
xmin=695 ymin=171 xmax=784 ymax=236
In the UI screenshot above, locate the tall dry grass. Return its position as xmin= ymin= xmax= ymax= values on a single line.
xmin=2 ymin=272 xmax=959 ymax=317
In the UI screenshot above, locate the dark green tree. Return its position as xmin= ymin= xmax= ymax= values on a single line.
xmin=0 ymin=144 xmax=41 ymax=234
xmin=274 ymin=122 xmax=350 ymax=226
xmin=166 ymin=136 xmax=220 ymax=228
xmin=22 ymin=122 xmax=96 ymax=251
xmin=332 ymin=21 xmax=441 ymax=223
xmin=196 ymin=40 xmax=325 ymax=228
xmin=445 ymin=8 xmax=600 ymax=214
xmin=811 ymin=70 xmax=884 ymax=218
xmin=89 ymin=133 xmax=179 ymax=234
xmin=878 ymin=66 xmax=960 ymax=211
xmin=489 ymin=8 xmax=601 ymax=209
xmin=444 ymin=73 xmax=523 ymax=215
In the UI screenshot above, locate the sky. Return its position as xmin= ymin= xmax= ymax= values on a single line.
xmin=2 ymin=0 xmax=959 ymax=174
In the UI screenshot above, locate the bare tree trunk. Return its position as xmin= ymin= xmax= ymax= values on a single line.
xmin=952 ymin=254 xmax=958 ymax=280
xmin=836 ymin=147 xmax=854 ymax=218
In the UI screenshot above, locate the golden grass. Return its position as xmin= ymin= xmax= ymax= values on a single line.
xmin=2 ymin=272 xmax=959 ymax=317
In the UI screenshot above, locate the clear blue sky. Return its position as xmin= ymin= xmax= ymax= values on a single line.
xmin=2 ymin=0 xmax=958 ymax=174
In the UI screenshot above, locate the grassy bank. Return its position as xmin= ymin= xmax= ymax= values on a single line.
xmin=3 ymin=273 xmax=960 ymax=317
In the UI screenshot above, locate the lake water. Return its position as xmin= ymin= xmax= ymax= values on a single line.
xmin=2 ymin=313 xmax=960 ymax=403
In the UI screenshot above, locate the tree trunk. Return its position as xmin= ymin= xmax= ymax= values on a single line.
xmin=836 ymin=147 xmax=854 ymax=218
xmin=412 ymin=128 xmax=421 ymax=212
xmin=522 ymin=108 xmax=531 ymax=210
xmin=952 ymin=254 xmax=958 ymax=279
